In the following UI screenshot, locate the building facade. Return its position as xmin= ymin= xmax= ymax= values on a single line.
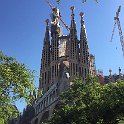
xmin=96 ymin=67 xmax=124 ymax=84
xmin=31 ymin=6 xmax=95 ymax=124
xmin=104 ymin=68 xmax=124 ymax=84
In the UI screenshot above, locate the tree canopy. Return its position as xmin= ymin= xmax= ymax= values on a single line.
xmin=0 ymin=51 xmax=36 ymax=124
xmin=48 ymin=77 xmax=124 ymax=124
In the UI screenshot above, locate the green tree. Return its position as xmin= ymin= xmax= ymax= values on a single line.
xmin=0 ymin=51 xmax=36 ymax=124
xmin=48 ymin=77 xmax=124 ymax=124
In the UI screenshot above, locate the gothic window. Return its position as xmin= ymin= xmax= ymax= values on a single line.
xmin=70 ymin=63 xmax=72 ymax=75
xmin=50 ymin=68 xmax=51 ymax=80
xmin=57 ymin=65 xmax=58 ymax=77
xmin=73 ymin=63 xmax=75 ymax=75
xmin=45 ymin=72 xmax=46 ymax=80
xmin=76 ymin=64 xmax=78 ymax=74
xmin=44 ymin=72 xmax=46 ymax=84
xmin=48 ymin=71 xmax=50 ymax=81
xmin=85 ymin=68 xmax=87 ymax=78
xmin=84 ymin=58 xmax=86 ymax=64
xmin=42 ymin=73 xmax=44 ymax=82
xmin=52 ymin=66 xmax=54 ymax=77
xmin=55 ymin=65 xmax=56 ymax=76
xmin=82 ymin=67 xmax=84 ymax=76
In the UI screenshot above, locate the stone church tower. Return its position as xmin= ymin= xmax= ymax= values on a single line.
xmin=39 ymin=19 xmax=50 ymax=93
xmin=31 ymin=6 xmax=95 ymax=124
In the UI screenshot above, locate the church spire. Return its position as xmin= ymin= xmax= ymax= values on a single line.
xmin=44 ymin=19 xmax=50 ymax=44
xmin=69 ymin=6 xmax=79 ymax=77
xmin=80 ymin=12 xmax=84 ymax=32
xmin=39 ymin=19 xmax=50 ymax=93
xmin=80 ymin=12 xmax=85 ymax=62
xmin=70 ymin=6 xmax=77 ymax=38
xmin=79 ymin=12 xmax=89 ymax=64
xmin=70 ymin=6 xmax=76 ymax=28
xmin=79 ymin=12 xmax=90 ymax=79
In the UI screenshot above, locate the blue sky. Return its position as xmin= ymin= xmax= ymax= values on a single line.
xmin=0 ymin=0 xmax=124 ymax=112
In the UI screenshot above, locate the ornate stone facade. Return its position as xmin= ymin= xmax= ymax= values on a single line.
xmin=31 ymin=6 xmax=95 ymax=124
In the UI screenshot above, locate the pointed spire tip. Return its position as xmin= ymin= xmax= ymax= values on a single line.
xmin=70 ymin=6 xmax=75 ymax=13
xmin=80 ymin=12 xmax=84 ymax=17
xmin=45 ymin=19 xmax=49 ymax=26
xmin=70 ymin=6 xmax=75 ymax=10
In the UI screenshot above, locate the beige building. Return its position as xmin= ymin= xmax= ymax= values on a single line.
xmin=31 ymin=6 xmax=95 ymax=124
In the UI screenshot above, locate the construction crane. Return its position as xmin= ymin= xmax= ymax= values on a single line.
xmin=46 ymin=0 xmax=70 ymax=31
xmin=110 ymin=6 xmax=124 ymax=57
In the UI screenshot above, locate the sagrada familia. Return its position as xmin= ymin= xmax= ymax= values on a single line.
xmin=31 ymin=5 xmax=96 ymax=124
